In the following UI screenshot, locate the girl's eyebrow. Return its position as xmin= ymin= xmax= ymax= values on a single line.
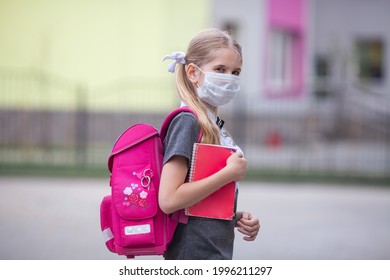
xmin=213 ymin=64 xmax=226 ymax=68
xmin=213 ymin=64 xmax=241 ymax=71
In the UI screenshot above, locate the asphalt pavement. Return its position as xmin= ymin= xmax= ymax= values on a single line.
xmin=0 ymin=176 xmax=389 ymax=260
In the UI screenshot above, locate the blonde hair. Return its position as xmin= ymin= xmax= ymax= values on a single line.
xmin=175 ymin=28 xmax=242 ymax=144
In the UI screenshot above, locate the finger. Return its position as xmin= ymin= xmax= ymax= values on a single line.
xmin=237 ymin=227 xmax=251 ymax=236
xmin=237 ymin=227 xmax=258 ymax=241
xmin=237 ymin=219 xmax=254 ymax=228
xmin=236 ymin=220 xmax=252 ymax=230
xmin=243 ymin=235 xmax=257 ymax=241
xmin=239 ymin=212 xmax=251 ymax=220
xmin=237 ymin=226 xmax=259 ymax=238
xmin=237 ymin=217 xmax=257 ymax=228
xmin=236 ymin=152 xmax=244 ymax=158
xmin=237 ymin=224 xmax=259 ymax=236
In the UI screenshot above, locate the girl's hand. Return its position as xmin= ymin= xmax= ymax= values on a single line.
xmin=236 ymin=212 xmax=260 ymax=241
xmin=226 ymin=152 xmax=247 ymax=182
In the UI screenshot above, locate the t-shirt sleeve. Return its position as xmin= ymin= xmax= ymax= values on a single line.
xmin=163 ymin=112 xmax=200 ymax=166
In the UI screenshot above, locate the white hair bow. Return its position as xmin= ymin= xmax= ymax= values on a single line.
xmin=163 ymin=51 xmax=186 ymax=73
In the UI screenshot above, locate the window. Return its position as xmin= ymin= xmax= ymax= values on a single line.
xmin=356 ymin=39 xmax=385 ymax=83
xmin=267 ymin=29 xmax=293 ymax=90
xmin=266 ymin=29 xmax=296 ymax=93
xmin=314 ymin=54 xmax=331 ymax=99
xmin=265 ymin=0 xmax=306 ymax=97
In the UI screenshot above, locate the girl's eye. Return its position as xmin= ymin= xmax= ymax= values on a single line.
xmin=213 ymin=66 xmax=240 ymax=76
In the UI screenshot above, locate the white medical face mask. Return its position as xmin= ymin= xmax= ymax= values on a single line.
xmin=196 ymin=67 xmax=240 ymax=107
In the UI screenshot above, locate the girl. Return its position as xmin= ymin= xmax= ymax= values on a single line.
xmin=160 ymin=28 xmax=260 ymax=260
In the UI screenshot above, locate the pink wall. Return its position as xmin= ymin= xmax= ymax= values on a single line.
xmin=268 ymin=0 xmax=306 ymax=30
xmin=265 ymin=0 xmax=307 ymax=99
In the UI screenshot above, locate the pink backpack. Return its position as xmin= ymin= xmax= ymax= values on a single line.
xmin=100 ymin=107 xmax=197 ymax=258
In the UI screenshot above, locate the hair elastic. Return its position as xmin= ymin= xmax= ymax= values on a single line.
xmin=162 ymin=51 xmax=186 ymax=73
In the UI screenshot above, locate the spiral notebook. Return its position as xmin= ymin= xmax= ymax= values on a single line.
xmin=186 ymin=143 xmax=237 ymax=220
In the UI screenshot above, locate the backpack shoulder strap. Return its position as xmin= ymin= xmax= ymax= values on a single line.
xmin=160 ymin=107 xmax=202 ymax=225
xmin=160 ymin=107 xmax=202 ymax=142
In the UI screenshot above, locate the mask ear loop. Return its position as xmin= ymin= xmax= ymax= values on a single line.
xmin=186 ymin=63 xmax=204 ymax=89
xmin=194 ymin=64 xmax=206 ymax=75
xmin=192 ymin=64 xmax=206 ymax=90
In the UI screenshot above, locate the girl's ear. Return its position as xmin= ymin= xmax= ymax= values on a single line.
xmin=185 ymin=63 xmax=199 ymax=84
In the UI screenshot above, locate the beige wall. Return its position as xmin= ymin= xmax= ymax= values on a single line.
xmin=0 ymin=0 xmax=209 ymax=111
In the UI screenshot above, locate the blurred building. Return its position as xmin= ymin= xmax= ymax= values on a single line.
xmin=213 ymin=0 xmax=309 ymax=115
xmin=212 ymin=0 xmax=390 ymax=175
xmin=212 ymin=0 xmax=389 ymax=113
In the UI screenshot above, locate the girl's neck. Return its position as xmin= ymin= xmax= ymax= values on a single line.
xmin=204 ymin=103 xmax=217 ymax=115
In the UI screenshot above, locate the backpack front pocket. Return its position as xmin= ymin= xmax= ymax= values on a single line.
xmin=112 ymin=165 xmax=158 ymax=220
xmin=120 ymin=218 xmax=155 ymax=247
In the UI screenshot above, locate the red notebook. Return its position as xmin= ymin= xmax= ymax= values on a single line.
xmin=185 ymin=143 xmax=237 ymax=220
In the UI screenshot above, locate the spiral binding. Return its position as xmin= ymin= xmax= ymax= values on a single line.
xmin=188 ymin=143 xmax=199 ymax=183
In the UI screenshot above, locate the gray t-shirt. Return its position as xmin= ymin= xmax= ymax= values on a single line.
xmin=163 ymin=112 xmax=200 ymax=166
xmin=163 ymin=112 xmax=236 ymax=260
